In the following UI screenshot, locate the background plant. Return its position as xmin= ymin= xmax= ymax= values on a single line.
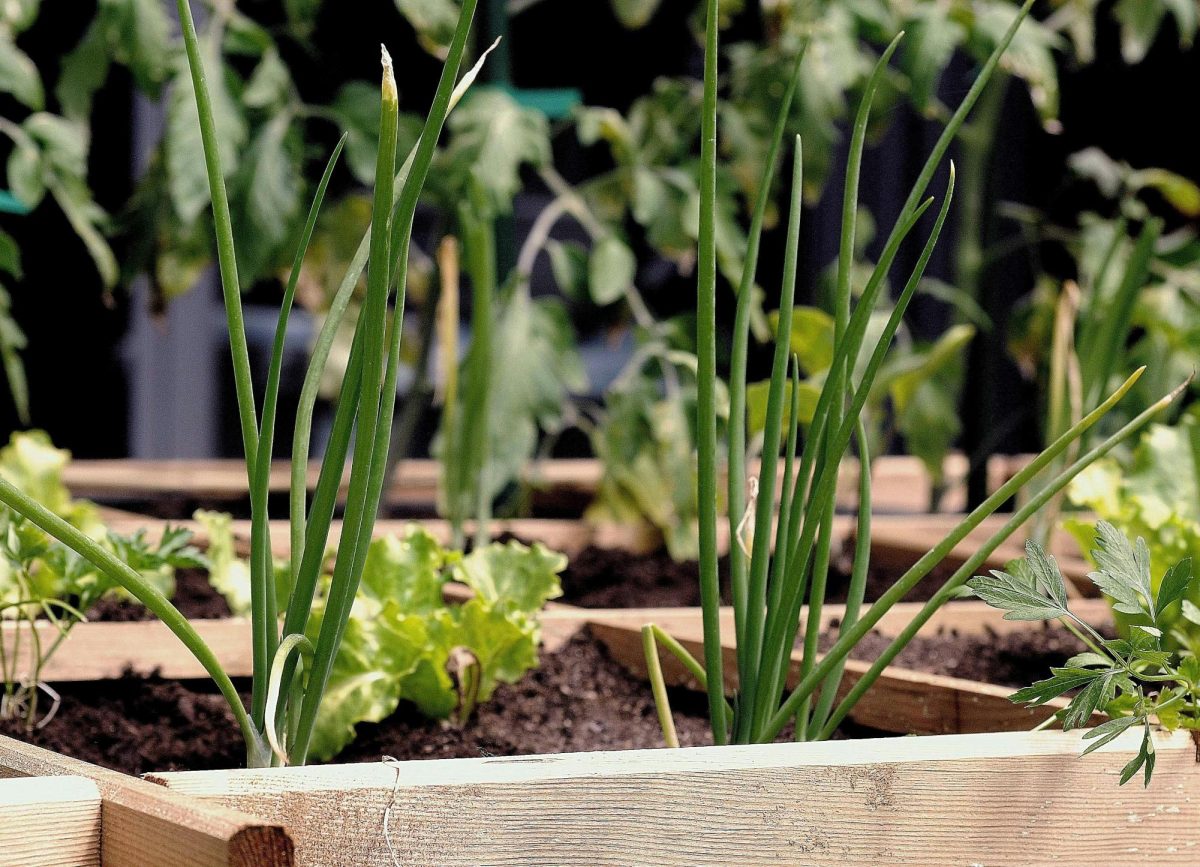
xmin=969 ymin=524 xmax=1198 ymax=788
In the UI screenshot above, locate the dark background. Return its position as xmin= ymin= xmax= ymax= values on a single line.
xmin=2 ymin=0 xmax=1196 ymax=470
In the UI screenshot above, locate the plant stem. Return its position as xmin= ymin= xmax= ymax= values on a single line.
xmin=695 ymin=0 xmax=727 ymax=744
xmin=642 ymin=626 xmax=680 ymax=748
xmin=174 ymin=0 xmax=259 ymax=478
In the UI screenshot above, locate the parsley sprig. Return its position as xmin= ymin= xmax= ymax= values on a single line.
xmin=969 ymin=521 xmax=1196 ymax=786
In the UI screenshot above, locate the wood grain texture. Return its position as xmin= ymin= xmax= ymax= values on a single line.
xmin=0 ymin=737 xmax=292 ymax=867
xmin=588 ymin=612 xmax=1097 ymax=736
xmin=0 ymin=775 xmax=101 ymax=867
xmin=63 ymin=454 xmax=1019 ymax=515
xmin=151 ymin=730 xmax=1200 ymax=866
xmin=8 ymin=600 xmax=1114 ymax=684
xmin=100 ymin=515 xmax=662 ymax=559
xmin=868 ymin=512 xmax=1094 ymax=591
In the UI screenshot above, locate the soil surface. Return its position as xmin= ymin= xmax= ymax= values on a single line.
xmin=1 ymin=620 xmax=1080 ymax=776
xmin=557 ymin=541 xmax=949 ymax=608
xmin=1 ymin=629 xmax=715 ymax=775
xmin=85 ymin=568 xmax=232 ymax=622
xmin=833 ymin=620 xmax=1092 ymax=688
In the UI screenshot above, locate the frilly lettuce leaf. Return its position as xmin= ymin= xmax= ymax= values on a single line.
xmin=193 ymin=509 xmax=254 ymax=617
xmin=304 ymin=526 xmax=565 ymax=761
xmin=0 ymin=430 xmax=103 ymax=537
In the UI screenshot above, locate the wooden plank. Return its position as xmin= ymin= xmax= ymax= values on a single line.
xmin=0 ymin=737 xmax=292 ymax=867
xmin=588 ymin=612 xmax=1088 ymax=736
xmin=63 ymin=454 xmax=1018 ymax=514
xmin=149 ymin=730 xmax=1200 ymax=866
xmin=6 ymin=600 xmax=1115 ymax=684
xmin=868 ymin=512 xmax=1095 ymax=592
xmin=0 ymin=775 xmax=101 ymax=866
xmin=100 ymin=515 xmax=662 ymax=559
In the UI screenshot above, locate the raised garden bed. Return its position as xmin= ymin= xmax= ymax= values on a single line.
xmin=4 ymin=596 xmax=1196 ymax=864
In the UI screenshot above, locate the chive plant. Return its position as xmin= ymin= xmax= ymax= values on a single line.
xmin=0 ymin=0 xmax=483 ymax=767
xmin=644 ymin=0 xmax=1187 ymax=747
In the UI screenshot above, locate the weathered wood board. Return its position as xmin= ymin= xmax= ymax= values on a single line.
xmin=150 ymin=730 xmax=1200 ymax=866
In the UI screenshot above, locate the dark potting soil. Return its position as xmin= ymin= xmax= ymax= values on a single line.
xmin=84 ymin=568 xmax=232 ymax=622
xmin=1 ymin=620 xmax=1080 ymax=777
xmin=828 ymin=620 xmax=1093 ymax=689
xmin=557 ymin=541 xmax=946 ymax=608
xmin=0 ymin=629 xmax=714 ymax=775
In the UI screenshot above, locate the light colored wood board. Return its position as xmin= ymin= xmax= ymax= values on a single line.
xmin=867 ymin=512 xmax=1095 ymax=591
xmin=150 ymin=730 xmax=1200 ymax=866
xmin=0 ymin=775 xmax=101 ymax=867
xmin=6 ymin=600 xmax=1115 ymax=684
xmin=100 ymin=515 xmax=661 ymax=559
xmin=588 ymin=605 xmax=1107 ymax=736
xmin=0 ymin=736 xmax=292 ymax=867
xmin=574 ymin=598 xmax=1114 ymax=642
xmin=61 ymin=458 xmax=594 ymax=506
xmin=64 ymin=454 xmax=1017 ymax=514
xmin=5 ymin=618 xmax=254 ymax=682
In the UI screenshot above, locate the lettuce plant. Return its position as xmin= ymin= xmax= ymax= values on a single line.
xmin=641 ymin=0 xmax=1185 ymax=749
xmin=969 ymin=524 xmax=1197 ymax=787
xmin=0 ymin=0 xmax=493 ymax=768
xmin=196 ymin=517 xmax=564 ymax=761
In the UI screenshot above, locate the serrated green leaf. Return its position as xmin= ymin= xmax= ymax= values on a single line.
xmin=1080 ymin=714 xmax=1143 ymax=755
xmin=56 ymin=22 xmax=111 ymax=123
xmin=455 ymin=539 xmax=565 ymax=614
xmin=231 ymin=113 xmax=302 ymax=283
xmin=358 ymin=528 xmax=448 ymax=615
xmin=967 ymin=569 xmax=1070 ymax=621
xmin=97 ymin=0 xmax=171 ymax=95
xmin=243 ymin=49 xmax=291 ymax=109
xmin=1025 ymin=539 xmax=1069 ymax=609
xmin=1156 ymin=557 xmax=1194 ymax=617
xmin=1011 ymin=667 xmax=1107 ymax=706
xmin=1065 ymin=652 xmax=1114 ymax=669
xmin=1118 ymin=723 xmax=1155 ymax=786
xmin=1090 ymin=521 xmax=1156 ymax=619
xmin=1061 ymin=671 xmax=1117 ymax=730
xmin=192 ymin=510 xmax=252 ymax=616
xmin=439 ymin=88 xmax=550 ymax=217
